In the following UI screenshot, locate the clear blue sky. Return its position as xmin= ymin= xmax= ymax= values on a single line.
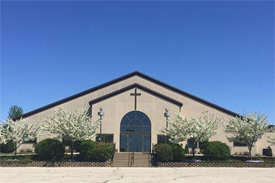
xmin=1 ymin=1 xmax=274 ymax=123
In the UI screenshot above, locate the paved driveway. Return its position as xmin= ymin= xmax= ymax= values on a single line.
xmin=0 ymin=167 xmax=274 ymax=183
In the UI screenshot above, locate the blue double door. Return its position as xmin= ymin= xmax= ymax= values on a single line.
xmin=120 ymin=134 xmax=151 ymax=152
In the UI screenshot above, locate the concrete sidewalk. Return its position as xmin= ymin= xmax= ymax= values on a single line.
xmin=0 ymin=167 xmax=274 ymax=183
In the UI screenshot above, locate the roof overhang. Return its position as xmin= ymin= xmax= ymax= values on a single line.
xmin=89 ymin=83 xmax=183 ymax=108
xmin=14 ymin=71 xmax=240 ymax=120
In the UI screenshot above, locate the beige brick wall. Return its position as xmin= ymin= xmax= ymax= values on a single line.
xmin=17 ymin=74 xmax=275 ymax=156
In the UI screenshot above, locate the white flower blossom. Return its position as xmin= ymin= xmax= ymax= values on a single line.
xmin=0 ymin=124 xmax=7 ymax=144
xmin=42 ymin=107 xmax=99 ymax=159
xmin=161 ymin=111 xmax=221 ymax=157
xmin=1 ymin=118 xmax=39 ymax=158
xmin=267 ymin=126 xmax=275 ymax=145
xmin=225 ymin=112 xmax=269 ymax=159
xmin=267 ymin=136 xmax=275 ymax=145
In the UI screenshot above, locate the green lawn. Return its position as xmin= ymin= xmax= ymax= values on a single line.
xmin=185 ymin=155 xmax=275 ymax=164
xmin=0 ymin=155 xmax=32 ymax=164
xmin=0 ymin=152 xmax=36 ymax=156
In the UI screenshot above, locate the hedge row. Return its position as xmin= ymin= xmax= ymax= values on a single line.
xmin=154 ymin=143 xmax=185 ymax=162
xmin=34 ymin=139 xmax=113 ymax=162
xmin=154 ymin=141 xmax=231 ymax=162
xmin=78 ymin=140 xmax=113 ymax=162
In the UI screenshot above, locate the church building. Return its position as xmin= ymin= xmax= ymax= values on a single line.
xmin=17 ymin=71 xmax=274 ymax=156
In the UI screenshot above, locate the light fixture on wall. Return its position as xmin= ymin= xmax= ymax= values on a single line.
xmin=98 ymin=107 xmax=104 ymax=142
xmin=164 ymin=108 xmax=170 ymax=143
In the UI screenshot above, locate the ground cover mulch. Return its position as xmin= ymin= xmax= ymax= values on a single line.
xmin=156 ymin=162 xmax=275 ymax=168
xmin=0 ymin=161 xmax=110 ymax=167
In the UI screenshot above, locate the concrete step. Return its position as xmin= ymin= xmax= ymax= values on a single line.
xmin=112 ymin=153 xmax=152 ymax=167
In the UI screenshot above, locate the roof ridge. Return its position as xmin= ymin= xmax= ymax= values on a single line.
xmin=15 ymin=71 xmax=239 ymax=119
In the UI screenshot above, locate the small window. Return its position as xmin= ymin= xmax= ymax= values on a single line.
xmin=157 ymin=135 xmax=170 ymax=144
xmin=233 ymin=141 xmax=247 ymax=147
xmin=187 ymin=139 xmax=199 ymax=148
xmin=23 ymin=134 xmax=37 ymax=144
xmin=96 ymin=134 xmax=114 ymax=143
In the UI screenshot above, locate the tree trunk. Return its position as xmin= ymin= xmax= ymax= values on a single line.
xmin=248 ymin=145 xmax=252 ymax=160
xmin=70 ymin=142 xmax=74 ymax=160
xmin=192 ymin=142 xmax=196 ymax=158
xmin=14 ymin=143 xmax=17 ymax=159
xmin=15 ymin=149 xmax=17 ymax=160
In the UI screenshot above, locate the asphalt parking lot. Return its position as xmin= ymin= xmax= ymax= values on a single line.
xmin=0 ymin=167 xmax=274 ymax=183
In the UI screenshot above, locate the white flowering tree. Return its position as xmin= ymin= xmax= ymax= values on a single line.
xmin=0 ymin=124 xmax=7 ymax=144
xmin=0 ymin=118 xmax=39 ymax=159
xmin=225 ymin=112 xmax=269 ymax=159
xmin=161 ymin=111 xmax=221 ymax=157
xmin=43 ymin=107 xmax=99 ymax=159
xmin=267 ymin=126 xmax=275 ymax=145
xmin=267 ymin=136 xmax=275 ymax=145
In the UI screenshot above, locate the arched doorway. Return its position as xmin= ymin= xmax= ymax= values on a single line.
xmin=120 ymin=111 xmax=151 ymax=152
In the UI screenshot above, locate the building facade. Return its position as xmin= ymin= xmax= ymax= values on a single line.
xmin=18 ymin=71 xmax=274 ymax=156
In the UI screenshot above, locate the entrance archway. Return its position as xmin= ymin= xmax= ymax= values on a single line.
xmin=120 ymin=111 xmax=151 ymax=152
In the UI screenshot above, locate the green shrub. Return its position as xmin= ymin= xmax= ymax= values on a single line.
xmin=154 ymin=143 xmax=173 ymax=162
xmin=91 ymin=142 xmax=113 ymax=162
xmin=169 ymin=143 xmax=185 ymax=162
xmin=199 ymin=141 xmax=209 ymax=154
xmin=74 ymin=154 xmax=83 ymax=161
xmin=73 ymin=140 xmax=82 ymax=152
xmin=184 ymin=144 xmax=189 ymax=154
xmin=203 ymin=141 xmax=230 ymax=160
xmin=0 ymin=140 xmax=15 ymax=153
xmin=266 ymin=146 xmax=273 ymax=157
xmin=79 ymin=141 xmax=113 ymax=162
xmin=79 ymin=140 xmax=98 ymax=161
xmin=35 ymin=139 xmax=65 ymax=161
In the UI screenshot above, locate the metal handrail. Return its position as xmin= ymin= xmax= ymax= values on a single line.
xmin=128 ymin=152 xmax=131 ymax=167
xmin=148 ymin=152 xmax=151 ymax=167
xmin=110 ymin=143 xmax=116 ymax=164
xmin=131 ymin=152 xmax=134 ymax=166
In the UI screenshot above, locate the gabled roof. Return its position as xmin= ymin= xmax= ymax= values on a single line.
xmin=15 ymin=71 xmax=239 ymax=119
xmin=89 ymin=83 xmax=183 ymax=107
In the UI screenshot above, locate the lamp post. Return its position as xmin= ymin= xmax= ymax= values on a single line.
xmin=164 ymin=108 xmax=170 ymax=143
xmin=98 ymin=107 xmax=104 ymax=142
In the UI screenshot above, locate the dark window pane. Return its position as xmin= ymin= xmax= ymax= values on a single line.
xmin=233 ymin=141 xmax=247 ymax=147
xmin=143 ymin=135 xmax=151 ymax=152
xmin=136 ymin=111 xmax=146 ymax=120
xmin=129 ymin=119 xmax=142 ymax=126
xmin=187 ymin=139 xmax=199 ymax=148
xmin=121 ymin=117 xmax=130 ymax=125
xmin=128 ymin=126 xmax=142 ymax=133
xmin=126 ymin=111 xmax=136 ymax=120
xmin=120 ymin=135 xmax=128 ymax=152
xmin=128 ymin=135 xmax=142 ymax=152
xmin=142 ymin=117 xmax=151 ymax=125
xmin=104 ymin=134 xmax=113 ymax=143
xmin=187 ymin=139 xmax=194 ymax=148
xmin=143 ymin=126 xmax=151 ymax=133
xmin=157 ymin=135 xmax=165 ymax=144
xmin=96 ymin=134 xmax=113 ymax=143
xmin=96 ymin=135 xmax=99 ymax=142
xmin=120 ymin=126 xmax=128 ymax=132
